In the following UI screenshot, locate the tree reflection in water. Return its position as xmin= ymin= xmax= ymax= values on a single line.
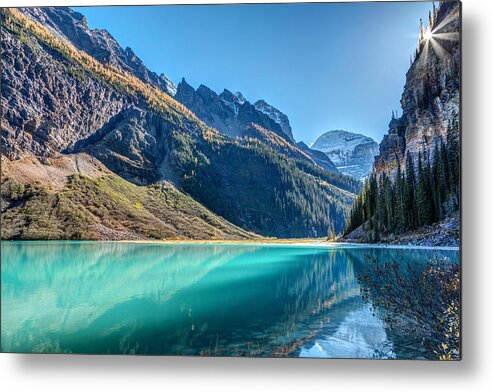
xmin=1 ymin=242 xmax=458 ymax=358
xmin=357 ymin=255 xmax=460 ymax=360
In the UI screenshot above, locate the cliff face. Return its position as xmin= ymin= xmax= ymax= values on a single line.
xmin=343 ymin=1 xmax=461 ymax=245
xmin=174 ymin=80 xmax=243 ymax=137
xmin=374 ymin=1 xmax=460 ymax=176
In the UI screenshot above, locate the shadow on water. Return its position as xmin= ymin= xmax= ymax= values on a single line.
xmin=1 ymin=242 xmax=457 ymax=359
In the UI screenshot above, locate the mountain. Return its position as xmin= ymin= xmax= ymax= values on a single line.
xmin=311 ymin=130 xmax=379 ymax=180
xmin=1 ymin=7 xmax=358 ymax=240
xmin=239 ymin=124 xmax=337 ymax=173
xmin=219 ymin=89 xmax=246 ymax=113
xmin=159 ymin=73 xmax=177 ymax=96
xmin=173 ymin=80 xmax=242 ymax=138
xmin=344 ymin=1 xmax=460 ymax=245
xmin=1 ymin=154 xmax=256 ymax=240
xmin=295 ymin=142 xmax=339 ymax=173
xmin=173 ymin=80 xmax=338 ymax=173
xmin=20 ymin=7 xmax=176 ymax=95
xmin=174 ymin=79 xmax=294 ymax=142
xmin=253 ymin=99 xmax=294 ymax=142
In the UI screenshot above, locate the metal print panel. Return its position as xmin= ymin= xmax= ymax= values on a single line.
xmin=0 ymin=1 xmax=461 ymax=359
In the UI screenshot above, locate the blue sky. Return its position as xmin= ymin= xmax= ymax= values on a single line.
xmin=75 ymin=2 xmax=433 ymax=144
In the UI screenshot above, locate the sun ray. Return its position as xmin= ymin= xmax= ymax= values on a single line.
xmin=413 ymin=2 xmax=460 ymax=67
xmin=432 ymin=8 xmax=460 ymax=34
xmin=431 ymin=32 xmax=459 ymax=42
xmin=417 ymin=39 xmax=430 ymax=68
xmin=429 ymin=37 xmax=448 ymax=61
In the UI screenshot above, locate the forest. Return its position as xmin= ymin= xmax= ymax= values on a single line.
xmin=345 ymin=133 xmax=460 ymax=240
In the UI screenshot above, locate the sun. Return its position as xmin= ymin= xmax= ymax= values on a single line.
xmin=424 ymin=29 xmax=433 ymax=41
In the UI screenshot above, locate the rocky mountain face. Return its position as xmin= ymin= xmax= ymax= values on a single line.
xmin=219 ymin=89 xmax=246 ymax=114
xmin=174 ymin=80 xmax=339 ymax=173
xmin=1 ymin=7 xmax=357 ymax=239
xmin=174 ymin=80 xmax=242 ymax=137
xmin=174 ymin=79 xmax=293 ymax=141
xmin=20 ymin=7 xmax=176 ymax=95
xmin=159 ymin=73 xmax=177 ymax=96
xmin=1 ymin=17 xmax=135 ymax=160
xmin=253 ymin=99 xmax=294 ymax=141
xmin=374 ymin=1 xmax=460 ymax=177
xmin=311 ymin=130 xmax=379 ymax=180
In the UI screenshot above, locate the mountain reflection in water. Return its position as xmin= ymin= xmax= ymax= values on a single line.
xmin=1 ymin=241 xmax=458 ymax=358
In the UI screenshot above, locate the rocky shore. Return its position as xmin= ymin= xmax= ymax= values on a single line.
xmin=342 ymin=213 xmax=460 ymax=248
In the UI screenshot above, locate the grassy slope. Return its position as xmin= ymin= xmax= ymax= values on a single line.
xmin=1 ymin=155 xmax=256 ymax=240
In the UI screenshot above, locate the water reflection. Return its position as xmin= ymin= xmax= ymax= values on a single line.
xmin=299 ymin=305 xmax=394 ymax=358
xmin=1 ymin=242 xmax=458 ymax=357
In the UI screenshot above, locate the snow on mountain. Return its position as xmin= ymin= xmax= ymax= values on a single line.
xmin=311 ymin=130 xmax=379 ymax=180
xmin=234 ymin=91 xmax=246 ymax=105
xmin=219 ymin=89 xmax=244 ymax=115
xmin=254 ymin=99 xmax=294 ymax=141
xmin=159 ymin=73 xmax=177 ymax=96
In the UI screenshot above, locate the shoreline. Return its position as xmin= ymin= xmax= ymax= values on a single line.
xmin=1 ymin=238 xmax=460 ymax=251
xmin=117 ymin=238 xmax=459 ymax=251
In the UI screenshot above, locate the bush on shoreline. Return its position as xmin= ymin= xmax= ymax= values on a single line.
xmin=357 ymin=256 xmax=460 ymax=360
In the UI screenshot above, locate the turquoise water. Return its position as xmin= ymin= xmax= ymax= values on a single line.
xmin=1 ymin=241 xmax=459 ymax=358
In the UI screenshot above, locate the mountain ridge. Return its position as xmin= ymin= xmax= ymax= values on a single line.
xmin=174 ymin=78 xmax=295 ymax=142
xmin=20 ymin=7 xmax=177 ymax=95
xmin=1 ymin=7 xmax=357 ymax=239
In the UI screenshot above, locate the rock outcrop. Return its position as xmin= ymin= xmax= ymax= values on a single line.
xmin=1 ymin=20 xmax=135 ymax=159
xmin=254 ymin=99 xmax=294 ymax=142
xmin=342 ymin=1 xmax=461 ymax=246
xmin=174 ymin=80 xmax=242 ymax=137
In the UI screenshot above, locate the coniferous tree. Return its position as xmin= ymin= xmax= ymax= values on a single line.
xmin=425 ymin=151 xmax=436 ymax=222
xmin=447 ymin=131 xmax=460 ymax=206
xmin=383 ymin=173 xmax=394 ymax=231
xmin=405 ymin=153 xmax=417 ymax=228
xmin=416 ymin=151 xmax=433 ymax=226
xmin=344 ymin=137 xmax=460 ymax=239
xmin=432 ymin=142 xmax=448 ymax=220
xmin=395 ymin=163 xmax=406 ymax=231
xmin=376 ymin=174 xmax=387 ymax=232
xmin=440 ymin=139 xmax=450 ymax=193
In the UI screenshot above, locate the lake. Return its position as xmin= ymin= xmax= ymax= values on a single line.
xmin=0 ymin=241 xmax=459 ymax=358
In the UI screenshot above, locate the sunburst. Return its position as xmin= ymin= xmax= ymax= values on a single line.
xmin=416 ymin=4 xmax=459 ymax=67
